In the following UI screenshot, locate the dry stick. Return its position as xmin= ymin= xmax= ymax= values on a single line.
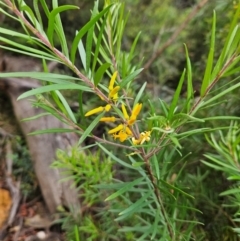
xmin=143 ymin=0 xmax=209 ymax=71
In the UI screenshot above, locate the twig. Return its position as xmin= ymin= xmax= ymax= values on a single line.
xmin=143 ymin=0 xmax=209 ymax=70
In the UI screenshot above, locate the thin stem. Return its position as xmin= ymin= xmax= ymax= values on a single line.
xmin=142 ymin=154 xmax=174 ymax=239
xmin=146 ymin=52 xmax=239 ymax=160
xmin=3 ymin=0 xmax=109 ymax=103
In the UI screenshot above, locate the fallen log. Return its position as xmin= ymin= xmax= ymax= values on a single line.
xmin=0 ymin=55 xmax=80 ymax=213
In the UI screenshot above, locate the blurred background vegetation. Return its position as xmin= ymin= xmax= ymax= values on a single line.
xmin=1 ymin=0 xmax=240 ymax=240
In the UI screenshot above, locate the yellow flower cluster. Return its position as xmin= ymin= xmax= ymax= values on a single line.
xmin=85 ymin=71 xmax=151 ymax=144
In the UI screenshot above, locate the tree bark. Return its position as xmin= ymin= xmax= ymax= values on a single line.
xmin=0 ymin=55 xmax=80 ymax=213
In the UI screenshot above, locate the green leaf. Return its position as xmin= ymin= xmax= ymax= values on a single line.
xmin=168 ymin=68 xmax=186 ymax=120
xmin=33 ymin=0 xmax=43 ymax=28
xmin=0 ymin=72 xmax=79 ymax=82
xmin=0 ymin=45 xmax=58 ymax=62
xmin=47 ymin=5 xmax=79 ymax=45
xmin=70 ymin=5 xmax=112 ymax=64
xmin=134 ymin=82 xmax=146 ymax=107
xmin=0 ymin=38 xmax=57 ymax=60
xmin=105 ymin=177 xmax=144 ymax=201
xmin=20 ymin=5 xmax=37 ymax=29
xmin=17 ymin=84 xmax=91 ymax=100
xmin=78 ymin=40 xmax=87 ymax=71
xmin=119 ymin=191 xmax=151 ymax=216
xmin=98 ymin=144 xmax=136 ymax=169
xmin=119 ymin=68 xmax=143 ymax=88
xmin=78 ymin=112 xmax=104 ymax=145
xmin=85 ymin=1 xmax=99 ymax=75
xmin=203 ymin=155 xmax=238 ymax=172
xmin=55 ymin=90 xmax=77 ymax=123
xmin=158 ymin=99 xmax=169 ymax=117
xmin=94 ymin=63 xmax=111 ymax=86
xmin=0 ymin=27 xmax=34 ymax=39
xmin=211 ymin=5 xmax=240 ymax=78
xmin=160 ymin=179 xmax=194 ymax=199
xmin=184 ymin=44 xmax=193 ymax=112
xmin=52 ymin=1 xmax=74 ymax=58
xmin=201 ymin=81 xmax=240 ymax=107
xmin=220 ymin=188 xmax=240 ymax=196
xmin=127 ymin=31 xmax=141 ymax=67
xmin=21 ymin=113 xmax=50 ymax=122
xmin=200 ymin=11 xmax=216 ymax=97
xmin=91 ymin=12 xmax=108 ymax=74
xmin=152 ymin=154 xmax=160 ymax=180
xmin=28 ymin=128 xmax=76 ymax=135
xmin=39 ymin=0 xmax=50 ymax=17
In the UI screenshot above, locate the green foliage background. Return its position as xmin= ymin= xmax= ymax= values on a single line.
xmin=1 ymin=0 xmax=240 ymax=240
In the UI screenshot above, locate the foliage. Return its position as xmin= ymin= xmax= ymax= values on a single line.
xmin=0 ymin=0 xmax=240 ymax=240
xmin=203 ymin=122 xmax=240 ymax=236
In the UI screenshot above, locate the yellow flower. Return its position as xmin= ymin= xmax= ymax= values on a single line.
xmin=125 ymin=126 xmax=132 ymax=135
xmin=85 ymin=106 xmax=104 ymax=116
xmin=108 ymin=124 xmax=124 ymax=134
xmin=132 ymin=131 xmax=151 ymax=145
xmin=109 ymin=86 xmax=120 ymax=101
xmin=121 ymin=104 xmax=129 ymax=120
xmin=112 ymin=126 xmax=133 ymax=142
xmin=105 ymin=104 xmax=111 ymax=112
xmin=113 ymin=130 xmax=128 ymax=142
xmin=127 ymin=103 xmax=142 ymax=125
xmin=128 ymin=115 xmax=137 ymax=125
xmin=132 ymin=103 xmax=142 ymax=117
xmin=100 ymin=117 xmax=116 ymax=122
xmin=109 ymin=71 xmax=118 ymax=91
xmin=85 ymin=104 xmax=111 ymax=117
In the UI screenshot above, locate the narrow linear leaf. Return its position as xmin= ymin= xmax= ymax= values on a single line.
xmin=201 ymin=81 xmax=240 ymax=107
xmin=160 ymin=179 xmax=194 ymax=199
xmin=184 ymin=44 xmax=193 ymax=112
xmin=200 ymin=11 xmax=216 ymax=96
xmin=47 ymin=5 xmax=79 ymax=45
xmin=118 ymin=191 xmax=152 ymax=217
xmin=105 ymin=177 xmax=144 ymax=201
xmin=134 ymin=82 xmax=146 ymax=107
xmin=98 ymin=143 xmax=136 ymax=169
xmin=168 ymin=68 xmax=186 ymax=120
xmin=0 ymin=72 xmax=79 ymax=83
xmin=0 ymin=45 xmax=59 ymax=62
xmin=71 ymin=5 xmax=112 ymax=64
xmin=220 ymin=188 xmax=240 ymax=196
xmin=152 ymin=154 xmax=160 ymax=180
xmin=52 ymin=0 xmax=73 ymax=57
xmin=28 ymin=128 xmax=76 ymax=135
xmin=120 ymin=68 xmax=143 ymax=88
xmin=0 ymin=37 xmax=57 ymax=59
xmin=18 ymin=84 xmax=91 ymax=100
xmin=85 ymin=1 xmax=99 ymax=74
xmin=127 ymin=31 xmax=141 ymax=66
xmin=78 ymin=39 xmax=87 ymax=71
xmin=55 ymin=90 xmax=77 ymax=123
xmin=94 ymin=63 xmax=111 ymax=86
xmin=78 ymin=112 xmax=104 ymax=145
xmin=21 ymin=113 xmax=50 ymax=122
xmin=92 ymin=12 xmax=108 ymax=73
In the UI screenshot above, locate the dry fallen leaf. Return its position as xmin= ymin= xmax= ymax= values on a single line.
xmin=0 ymin=188 xmax=12 ymax=228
